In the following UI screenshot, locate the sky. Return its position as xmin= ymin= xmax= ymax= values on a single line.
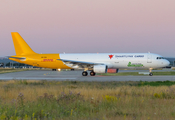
xmin=0 ymin=0 xmax=175 ymax=57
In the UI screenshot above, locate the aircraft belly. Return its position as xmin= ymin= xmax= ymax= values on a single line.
xmin=38 ymin=61 xmax=71 ymax=69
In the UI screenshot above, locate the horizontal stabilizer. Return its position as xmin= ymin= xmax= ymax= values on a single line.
xmin=8 ymin=56 xmax=26 ymax=60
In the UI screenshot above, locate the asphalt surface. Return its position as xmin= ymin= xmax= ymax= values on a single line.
xmin=0 ymin=69 xmax=175 ymax=81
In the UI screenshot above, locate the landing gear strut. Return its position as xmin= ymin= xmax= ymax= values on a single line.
xmin=149 ymin=68 xmax=153 ymax=76
xmin=90 ymin=71 xmax=96 ymax=76
xmin=82 ymin=71 xmax=88 ymax=76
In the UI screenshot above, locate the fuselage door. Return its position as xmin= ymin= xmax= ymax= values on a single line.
xmin=147 ymin=54 xmax=152 ymax=63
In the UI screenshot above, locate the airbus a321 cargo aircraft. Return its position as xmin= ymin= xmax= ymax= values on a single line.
xmin=9 ymin=32 xmax=170 ymax=76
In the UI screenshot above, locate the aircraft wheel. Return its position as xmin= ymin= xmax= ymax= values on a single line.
xmin=90 ymin=71 xmax=96 ymax=76
xmin=149 ymin=72 xmax=153 ymax=76
xmin=82 ymin=71 xmax=88 ymax=76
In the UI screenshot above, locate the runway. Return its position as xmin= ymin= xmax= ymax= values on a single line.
xmin=0 ymin=70 xmax=175 ymax=81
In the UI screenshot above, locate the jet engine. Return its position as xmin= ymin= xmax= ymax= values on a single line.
xmin=93 ymin=65 xmax=107 ymax=73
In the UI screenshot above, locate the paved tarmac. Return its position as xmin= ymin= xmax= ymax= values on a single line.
xmin=0 ymin=69 xmax=175 ymax=81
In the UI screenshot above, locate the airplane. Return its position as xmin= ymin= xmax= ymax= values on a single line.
xmin=9 ymin=32 xmax=170 ymax=76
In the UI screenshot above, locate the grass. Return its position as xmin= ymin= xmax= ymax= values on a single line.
xmin=0 ymin=68 xmax=27 ymax=74
xmin=99 ymin=71 xmax=175 ymax=76
xmin=138 ymin=81 xmax=175 ymax=86
xmin=0 ymin=80 xmax=175 ymax=119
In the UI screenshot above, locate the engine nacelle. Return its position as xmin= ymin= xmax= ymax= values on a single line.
xmin=93 ymin=65 xmax=107 ymax=73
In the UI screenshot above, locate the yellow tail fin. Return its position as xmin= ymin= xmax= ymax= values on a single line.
xmin=11 ymin=32 xmax=37 ymax=55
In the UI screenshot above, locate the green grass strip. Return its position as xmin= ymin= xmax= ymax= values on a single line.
xmin=99 ymin=71 xmax=175 ymax=76
xmin=0 ymin=69 xmax=27 ymax=74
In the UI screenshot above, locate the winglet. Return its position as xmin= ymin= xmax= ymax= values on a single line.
xmin=11 ymin=32 xmax=37 ymax=55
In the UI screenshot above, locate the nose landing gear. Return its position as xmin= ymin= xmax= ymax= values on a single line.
xmin=149 ymin=72 xmax=153 ymax=76
xmin=149 ymin=68 xmax=153 ymax=76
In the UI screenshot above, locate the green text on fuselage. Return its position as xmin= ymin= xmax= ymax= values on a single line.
xmin=127 ymin=62 xmax=143 ymax=67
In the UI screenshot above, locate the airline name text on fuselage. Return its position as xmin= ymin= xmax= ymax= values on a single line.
xmin=115 ymin=55 xmax=144 ymax=58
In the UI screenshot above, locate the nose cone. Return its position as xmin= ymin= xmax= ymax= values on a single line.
xmin=164 ymin=60 xmax=170 ymax=67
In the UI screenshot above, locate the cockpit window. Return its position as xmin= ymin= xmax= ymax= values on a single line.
xmin=157 ymin=57 xmax=164 ymax=59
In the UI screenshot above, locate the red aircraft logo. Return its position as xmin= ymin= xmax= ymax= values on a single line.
xmin=109 ymin=55 xmax=114 ymax=59
xmin=42 ymin=59 xmax=54 ymax=62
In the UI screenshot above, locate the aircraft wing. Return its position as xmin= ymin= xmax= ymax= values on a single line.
xmin=57 ymin=59 xmax=104 ymax=67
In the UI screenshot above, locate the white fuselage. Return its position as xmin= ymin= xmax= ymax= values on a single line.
xmin=60 ymin=53 xmax=170 ymax=69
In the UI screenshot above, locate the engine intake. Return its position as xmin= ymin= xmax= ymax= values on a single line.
xmin=93 ymin=65 xmax=107 ymax=73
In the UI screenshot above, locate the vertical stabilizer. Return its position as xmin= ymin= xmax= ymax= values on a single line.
xmin=11 ymin=32 xmax=37 ymax=55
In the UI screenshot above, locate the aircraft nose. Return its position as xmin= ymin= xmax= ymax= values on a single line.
xmin=165 ymin=60 xmax=170 ymax=66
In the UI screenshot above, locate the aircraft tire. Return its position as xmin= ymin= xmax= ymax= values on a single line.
xmin=90 ymin=71 xmax=96 ymax=76
xmin=149 ymin=73 xmax=153 ymax=76
xmin=82 ymin=71 xmax=88 ymax=76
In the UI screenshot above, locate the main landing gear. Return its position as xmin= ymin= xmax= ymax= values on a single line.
xmin=90 ymin=71 xmax=96 ymax=76
xmin=82 ymin=71 xmax=96 ymax=76
xmin=82 ymin=71 xmax=88 ymax=76
xmin=149 ymin=68 xmax=153 ymax=76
